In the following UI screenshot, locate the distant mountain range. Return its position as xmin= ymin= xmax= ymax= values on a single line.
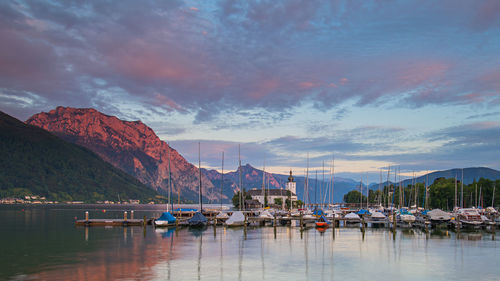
xmin=2 ymin=106 xmax=497 ymax=204
xmin=202 ymin=164 xmax=361 ymax=203
xmin=0 ymin=111 xmax=157 ymax=202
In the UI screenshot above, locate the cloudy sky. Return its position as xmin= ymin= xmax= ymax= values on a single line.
xmin=1 ymin=0 xmax=499 ymax=182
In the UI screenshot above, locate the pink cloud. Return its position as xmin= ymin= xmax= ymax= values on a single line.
xmin=397 ymin=61 xmax=449 ymax=87
xmin=298 ymin=81 xmax=317 ymax=88
xmin=249 ymin=79 xmax=280 ymax=99
xmin=154 ymin=94 xmax=184 ymax=111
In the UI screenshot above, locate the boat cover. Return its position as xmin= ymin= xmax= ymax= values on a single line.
xmin=313 ymin=209 xmax=325 ymax=217
xmin=427 ymin=209 xmax=450 ymax=220
xmin=226 ymin=211 xmax=245 ymax=225
xmin=188 ymin=212 xmax=207 ymax=225
xmin=317 ymin=215 xmax=330 ymax=223
xmin=345 ymin=212 xmax=360 ymax=219
xmin=157 ymin=212 xmax=176 ymax=224
xmin=357 ymin=209 xmax=371 ymax=215
xmin=371 ymin=211 xmax=386 ymax=219
xmin=259 ymin=210 xmax=273 ymax=219
xmin=216 ymin=212 xmax=229 ymax=219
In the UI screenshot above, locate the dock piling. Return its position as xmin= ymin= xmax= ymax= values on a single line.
xmin=332 ymin=217 xmax=336 ymax=239
xmin=124 ymin=211 xmax=128 ymax=221
xmin=392 ymin=212 xmax=397 ymax=231
xmin=85 ymin=211 xmax=89 ymax=221
xmin=300 ymin=213 xmax=304 ymax=232
xmin=130 ymin=211 xmax=134 ymax=220
xmin=274 ymin=215 xmax=277 ymax=239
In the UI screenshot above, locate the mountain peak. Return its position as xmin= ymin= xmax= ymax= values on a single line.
xmin=27 ymin=107 xmax=220 ymax=202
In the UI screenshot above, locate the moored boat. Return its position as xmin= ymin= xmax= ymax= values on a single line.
xmin=225 ymin=211 xmax=245 ymax=227
xmin=344 ymin=212 xmax=361 ymax=226
xmin=188 ymin=212 xmax=207 ymax=227
xmin=368 ymin=211 xmax=387 ymax=227
xmin=154 ymin=211 xmax=176 ymax=227
xmin=426 ymin=209 xmax=451 ymax=228
xmin=315 ymin=215 xmax=330 ymax=228
xmin=457 ymin=208 xmax=483 ymax=229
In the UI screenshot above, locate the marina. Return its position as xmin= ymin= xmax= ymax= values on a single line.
xmin=73 ymin=205 xmax=499 ymax=234
xmin=1 ymin=204 xmax=499 ymax=281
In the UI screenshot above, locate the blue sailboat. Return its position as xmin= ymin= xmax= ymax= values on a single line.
xmin=154 ymin=212 xmax=176 ymax=227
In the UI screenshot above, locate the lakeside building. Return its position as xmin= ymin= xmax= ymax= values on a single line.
xmin=247 ymin=170 xmax=297 ymax=207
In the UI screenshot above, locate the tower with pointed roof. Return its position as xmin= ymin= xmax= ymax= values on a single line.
xmin=286 ymin=170 xmax=296 ymax=194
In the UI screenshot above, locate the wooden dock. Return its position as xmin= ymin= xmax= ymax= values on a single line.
xmin=75 ymin=219 xmax=144 ymax=226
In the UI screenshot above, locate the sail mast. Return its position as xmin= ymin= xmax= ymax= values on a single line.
xmin=331 ymin=155 xmax=335 ymax=206
xmin=360 ymin=177 xmax=363 ymax=209
xmin=239 ymin=144 xmax=242 ymax=211
xmin=221 ymin=151 xmax=224 ymax=210
xmin=461 ymin=169 xmax=464 ymax=208
xmin=492 ymin=183 xmax=496 ymax=208
xmin=167 ymin=142 xmax=172 ymax=212
xmin=198 ymin=142 xmax=202 ymax=211
xmin=262 ymin=159 xmax=266 ymax=208
xmin=454 ymin=174 xmax=457 ymax=210
xmin=306 ymin=153 xmax=309 ymax=209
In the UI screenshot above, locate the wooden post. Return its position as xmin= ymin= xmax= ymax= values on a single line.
xmin=124 ymin=211 xmax=128 ymax=221
xmin=361 ymin=216 xmax=366 ymax=231
xmin=243 ymin=213 xmax=247 ymax=240
xmin=213 ymin=218 xmax=217 ymax=237
xmin=85 ymin=211 xmax=89 ymax=221
xmin=143 ymin=215 xmax=146 ymax=227
xmin=131 ymin=210 xmax=134 ymax=220
xmin=392 ymin=212 xmax=397 ymax=231
xmin=332 ymin=216 xmax=336 ymax=239
xmin=300 ymin=212 xmax=304 ymax=232
xmin=274 ymin=215 xmax=277 ymax=239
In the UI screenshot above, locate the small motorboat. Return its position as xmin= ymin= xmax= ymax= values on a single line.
xmin=315 ymin=215 xmax=330 ymax=228
xmin=154 ymin=212 xmax=176 ymax=227
xmin=457 ymin=208 xmax=483 ymax=228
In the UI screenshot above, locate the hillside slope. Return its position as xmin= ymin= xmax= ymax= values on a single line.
xmin=0 ymin=111 xmax=157 ymax=202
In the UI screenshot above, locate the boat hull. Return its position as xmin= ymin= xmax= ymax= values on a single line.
xmin=154 ymin=220 xmax=175 ymax=227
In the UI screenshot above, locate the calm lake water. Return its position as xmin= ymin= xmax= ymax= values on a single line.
xmin=1 ymin=205 xmax=499 ymax=281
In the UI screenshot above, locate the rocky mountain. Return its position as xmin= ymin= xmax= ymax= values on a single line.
xmin=0 ymin=111 xmax=157 ymax=202
xmin=27 ymin=107 xmax=220 ymax=202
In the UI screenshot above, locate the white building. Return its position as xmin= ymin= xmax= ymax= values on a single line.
xmin=247 ymin=170 xmax=298 ymax=207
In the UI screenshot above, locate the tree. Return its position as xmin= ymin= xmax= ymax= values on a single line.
xmin=232 ymin=191 xmax=252 ymax=209
xmin=343 ymin=190 xmax=366 ymax=204
xmin=274 ymin=197 xmax=283 ymax=207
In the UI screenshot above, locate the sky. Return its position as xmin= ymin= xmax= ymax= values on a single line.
xmin=1 ymin=0 xmax=500 ymax=183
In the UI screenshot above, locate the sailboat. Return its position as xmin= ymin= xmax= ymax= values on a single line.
xmin=188 ymin=142 xmax=208 ymax=227
xmin=155 ymin=142 xmax=176 ymax=227
xmin=225 ymin=211 xmax=246 ymax=227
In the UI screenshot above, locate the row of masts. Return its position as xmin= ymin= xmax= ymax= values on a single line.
xmin=167 ymin=145 xmax=496 ymax=212
xmin=302 ymin=155 xmax=336 ymax=208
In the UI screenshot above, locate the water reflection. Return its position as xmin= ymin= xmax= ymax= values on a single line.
xmin=1 ymin=207 xmax=499 ymax=281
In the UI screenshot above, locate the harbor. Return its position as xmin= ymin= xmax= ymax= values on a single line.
xmin=2 ymin=204 xmax=499 ymax=281
xmin=74 ymin=205 xmax=499 ymax=236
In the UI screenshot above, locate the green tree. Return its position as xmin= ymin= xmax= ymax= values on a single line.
xmin=343 ymin=190 xmax=366 ymax=204
xmin=274 ymin=197 xmax=283 ymax=207
xmin=232 ymin=191 xmax=252 ymax=209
